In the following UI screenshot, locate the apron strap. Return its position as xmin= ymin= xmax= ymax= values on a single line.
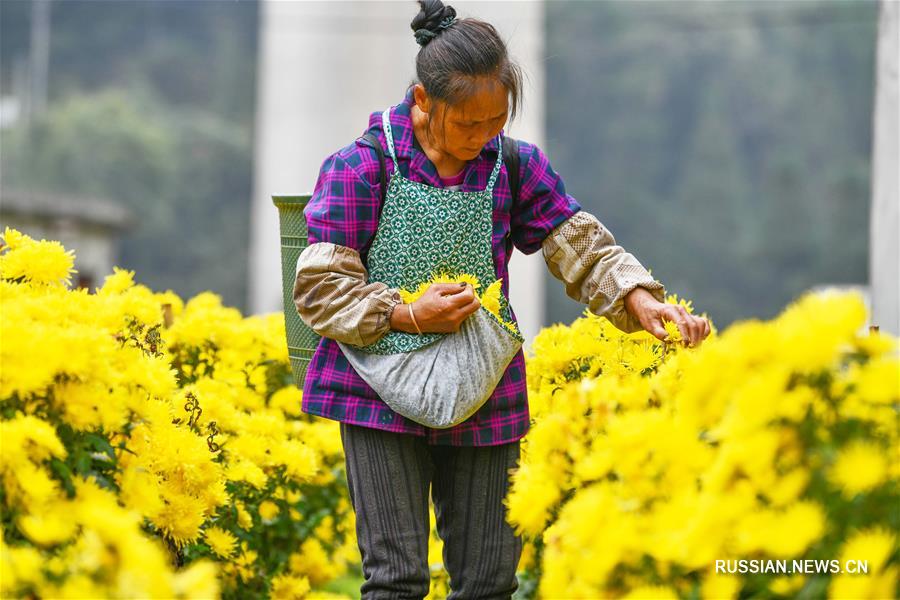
xmin=484 ymin=133 xmax=505 ymax=195
xmin=381 ymin=109 xmax=401 ymax=175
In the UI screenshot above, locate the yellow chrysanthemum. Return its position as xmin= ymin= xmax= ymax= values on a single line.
xmin=662 ymin=318 xmax=683 ymax=342
xmin=269 ymin=386 xmax=303 ymax=417
xmin=505 ymin=462 xmax=562 ymax=536
xmin=665 ymin=292 xmax=694 ymax=314
xmin=17 ymin=505 xmax=78 ymax=547
xmin=839 ymin=527 xmax=896 ymax=573
xmin=480 ymin=278 xmax=502 ymax=316
xmin=763 ymin=501 xmax=826 ymax=557
xmin=152 ymin=491 xmax=208 ymax=548
xmin=233 ymin=541 xmax=259 ymax=583
xmin=203 ymin=525 xmax=237 ymax=558
xmin=1 ymin=226 xmax=31 ymax=250
xmin=398 ymin=270 xmax=480 ymax=303
xmin=828 ymin=440 xmax=889 ymax=497
xmin=97 ymin=266 xmax=136 ymax=295
xmin=701 ymin=572 xmax=741 ymax=600
xmin=289 ymin=538 xmax=342 ymax=585
xmin=0 ymin=235 xmax=76 ymax=286
xmin=270 ymin=573 xmax=311 ymax=599
xmin=171 ymin=559 xmax=220 ymax=599
xmin=235 ymin=501 xmax=254 ymax=530
xmin=625 ymin=339 xmax=662 ymax=373
xmin=258 ymin=500 xmax=280 ymax=521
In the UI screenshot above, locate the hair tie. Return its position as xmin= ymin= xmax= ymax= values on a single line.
xmin=414 ymin=28 xmax=437 ymax=46
xmin=414 ymin=12 xmax=458 ymax=47
xmin=437 ymin=15 xmax=457 ymax=31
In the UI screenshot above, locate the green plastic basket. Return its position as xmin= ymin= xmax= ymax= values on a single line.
xmin=272 ymin=194 xmax=320 ymax=388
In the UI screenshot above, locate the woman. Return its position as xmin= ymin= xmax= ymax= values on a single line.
xmin=293 ymin=1 xmax=711 ymax=597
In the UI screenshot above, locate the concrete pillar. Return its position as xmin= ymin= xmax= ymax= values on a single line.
xmin=249 ymin=1 xmax=547 ymax=351
xmin=870 ymin=0 xmax=899 ymax=335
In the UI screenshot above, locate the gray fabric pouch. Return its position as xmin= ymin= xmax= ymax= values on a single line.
xmin=336 ymin=308 xmax=522 ymax=429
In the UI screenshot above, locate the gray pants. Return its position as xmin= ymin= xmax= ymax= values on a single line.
xmin=339 ymin=421 xmax=523 ymax=599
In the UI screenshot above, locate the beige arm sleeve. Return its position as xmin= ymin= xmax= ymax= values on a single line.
xmin=540 ymin=210 xmax=666 ymax=333
xmin=292 ymin=242 xmax=403 ymax=346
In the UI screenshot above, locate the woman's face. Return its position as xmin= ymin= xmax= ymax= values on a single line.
xmin=414 ymin=79 xmax=509 ymax=162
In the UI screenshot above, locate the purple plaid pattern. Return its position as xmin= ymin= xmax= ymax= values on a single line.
xmin=301 ymin=85 xmax=582 ymax=446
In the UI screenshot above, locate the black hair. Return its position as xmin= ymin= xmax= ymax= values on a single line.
xmin=410 ymin=0 xmax=525 ymax=145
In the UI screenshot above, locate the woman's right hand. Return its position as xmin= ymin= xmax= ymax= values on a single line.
xmin=390 ymin=282 xmax=481 ymax=334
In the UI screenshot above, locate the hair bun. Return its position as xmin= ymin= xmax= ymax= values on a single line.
xmin=411 ymin=0 xmax=457 ymax=47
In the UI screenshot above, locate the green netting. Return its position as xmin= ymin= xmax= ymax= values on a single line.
xmin=272 ymin=194 xmax=319 ymax=388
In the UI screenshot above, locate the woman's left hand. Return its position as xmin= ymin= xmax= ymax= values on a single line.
xmin=623 ymin=287 xmax=711 ymax=347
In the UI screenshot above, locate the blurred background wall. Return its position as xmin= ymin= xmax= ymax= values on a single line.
xmin=1 ymin=0 xmax=895 ymax=335
xmin=871 ymin=0 xmax=898 ymax=334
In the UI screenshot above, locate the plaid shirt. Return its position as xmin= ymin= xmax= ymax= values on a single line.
xmin=301 ymin=85 xmax=581 ymax=446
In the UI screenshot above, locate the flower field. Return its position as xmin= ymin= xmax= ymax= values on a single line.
xmin=1 ymin=228 xmax=357 ymax=598
xmin=1 ymin=226 xmax=897 ymax=599
xmin=508 ymin=288 xmax=899 ymax=598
